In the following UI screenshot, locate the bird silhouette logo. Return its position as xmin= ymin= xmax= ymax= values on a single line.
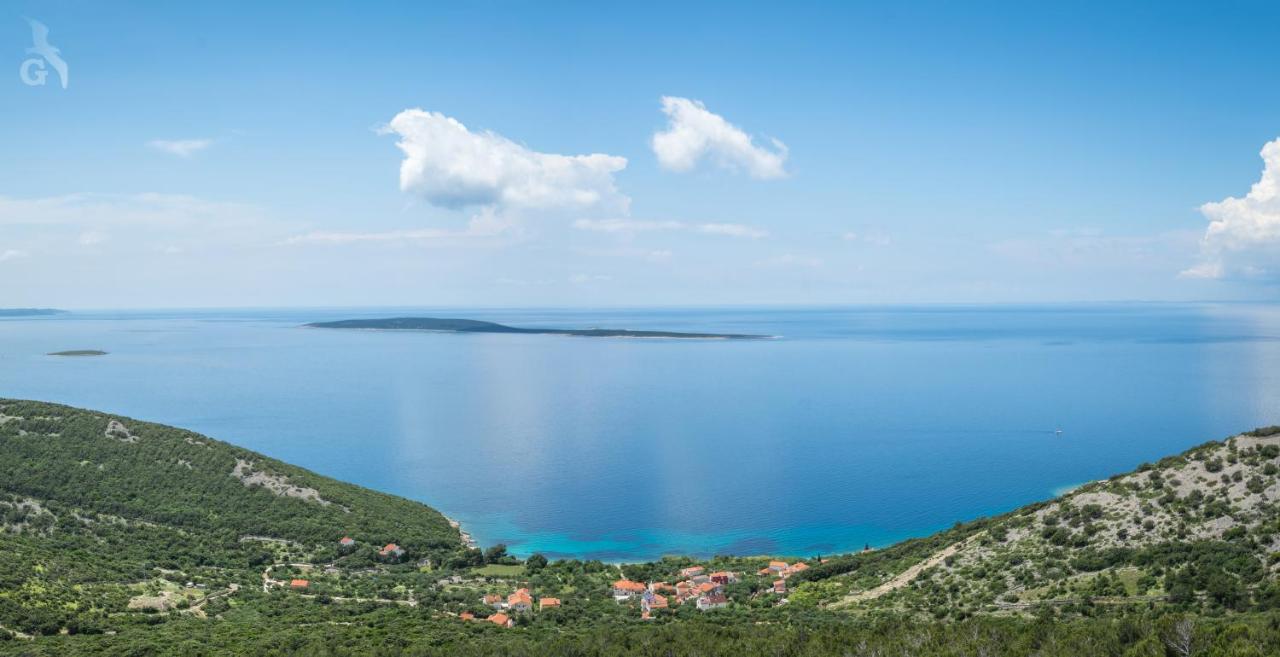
xmin=20 ymin=19 xmax=68 ymax=89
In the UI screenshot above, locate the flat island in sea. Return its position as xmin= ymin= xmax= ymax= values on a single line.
xmin=305 ymin=317 xmax=771 ymax=340
xmin=47 ymin=350 xmax=108 ymax=357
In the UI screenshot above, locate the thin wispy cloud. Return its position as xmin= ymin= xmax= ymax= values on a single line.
xmin=0 ymin=249 xmax=28 ymax=263
xmin=843 ymin=230 xmax=892 ymax=246
xmin=569 ymin=273 xmax=612 ymax=285
xmin=148 ymin=139 xmax=213 ymax=157
xmin=574 ymin=218 xmax=768 ymax=238
xmin=651 ymin=96 xmax=788 ymax=179
xmin=698 ymin=223 xmax=768 ymax=239
xmin=285 ymin=210 xmax=511 ymax=245
xmin=756 ymin=253 xmax=823 ymax=268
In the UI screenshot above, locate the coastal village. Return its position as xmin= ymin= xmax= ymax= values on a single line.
xmin=256 ymin=533 xmax=821 ymax=628
xmin=459 ymin=559 xmax=816 ymax=626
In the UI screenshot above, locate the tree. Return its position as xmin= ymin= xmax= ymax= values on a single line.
xmin=484 ymin=544 xmax=508 ymax=564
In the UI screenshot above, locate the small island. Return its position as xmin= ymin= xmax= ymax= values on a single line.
xmin=0 ymin=308 xmax=65 ymax=317
xmin=47 ymin=350 xmax=108 ymax=357
xmin=305 ymin=317 xmax=770 ymax=340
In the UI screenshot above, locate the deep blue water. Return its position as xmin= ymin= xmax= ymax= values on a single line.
xmin=3 ymin=304 xmax=1280 ymax=561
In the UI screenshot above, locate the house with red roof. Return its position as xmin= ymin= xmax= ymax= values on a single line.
xmin=696 ymin=592 xmax=728 ymax=611
xmin=507 ymin=588 xmax=533 ymax=612
xmin=487 ymin=612 xmax=512 ymax=627
xmin=641 ymin=592 xmax=668 ymax=613
xmin=785 ymin=562 xmax=809 ymax=577
xmin=290 ymin=579 xmax=309 ymax=589
xmin=379 ymin=543 xmax=405 ymax=559
xmin=709 ymin=571 xmax=737 ymax=585
xmin=612 ymin=579 xmax=647 ymax=600
xmin=539 ymin=597 xmax=561 ymax=610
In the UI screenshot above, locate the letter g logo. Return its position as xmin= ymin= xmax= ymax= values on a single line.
xmin=20 ymin=58 xmax=47 ymax=86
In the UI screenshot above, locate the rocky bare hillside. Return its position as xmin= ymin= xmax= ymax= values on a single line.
xmin=794 ymin=429 xmax=1280 ymax=618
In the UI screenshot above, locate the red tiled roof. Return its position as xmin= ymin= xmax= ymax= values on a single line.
xmin=290 ymin=579 xmax=309 ymax=588
xmin=488 ymin=613 xmax=510 ymax=626
xmin=613 ymin=579 xmax=646 ymax=592
xmin=539 ymin=597 xmax=561 ymax=608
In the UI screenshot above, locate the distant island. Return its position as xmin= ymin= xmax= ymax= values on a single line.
xmin=306 ymin=317 xmax=771 ymax=340
xmin=0 ymin=308 xmax=65 ymax=317
xmin=47 ymin=350 xmax=108 ymax=357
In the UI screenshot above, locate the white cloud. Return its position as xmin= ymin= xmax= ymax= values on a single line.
xmin=574 ymin=246 xmax=674 ymax=262
xmin=1184 ymin=137 xmax=1280 ymax=279
xmin=1178 ymin=261 xmax=1223 ymax=280
xmin=0 ymin=193 xmax=283 ymax=259
xmin=78 ymin=230 xmax=108 ymax=246
xmin=0 ymin=249 xmax=28 ymax=262
xmin=573 ymin=218 xmax=767 ymax=238
xmin=843 ymin=230 xmax=891 ymax=246
xmin=384 ymin=109 xmax=629 ymax=212
xmin=148 ymin=139 xmax=213 ymax=157
xmin=0 ymin=193 xmax=262 ymax=229
xmin=756 ymin=253 xmax=823 ymax=268
xmin=569 ymin=273 xmax=612 ymax=284
xmin=697 ymin=222 xmax=768 ymax=239
xmin=285 ymin=210 xmax=511 ymax=245
xmin=572 ymin=218 xmax=684 ymax=233
xmin=651 ymin=96 xmax=788 ymax=179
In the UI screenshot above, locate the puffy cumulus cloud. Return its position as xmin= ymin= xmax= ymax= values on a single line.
xmin=651 ymin=96 xmax=788 ymax=179
xmin=573 ymin=218 xmax=768 ymax=238
xmin=384 ymin=109 xmax=629 ymax=212
xmin=1184 ymin=138 xmax=1280 ymax=279
xmin=148 ymin=139 xmax=213 ymax=157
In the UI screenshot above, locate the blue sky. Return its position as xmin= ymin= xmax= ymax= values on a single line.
xmin=3 ymin=1 xmax=1280 ymax=308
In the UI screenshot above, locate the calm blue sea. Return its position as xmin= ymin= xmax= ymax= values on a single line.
xmin=3 ymin=304 xmax=1280 ymax=561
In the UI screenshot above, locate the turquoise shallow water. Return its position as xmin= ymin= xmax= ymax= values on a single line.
xmin=3 ymin=304 xmax=1280 ymax=561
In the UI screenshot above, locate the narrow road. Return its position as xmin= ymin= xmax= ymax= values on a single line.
xmin=835 ymin=535 xmax=981 ymax=607
xmin=0 ymin=622 xmax=33 ymax=641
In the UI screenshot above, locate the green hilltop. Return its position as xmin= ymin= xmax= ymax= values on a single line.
xmin=4 ymin=398 xmax=1280 ymax=656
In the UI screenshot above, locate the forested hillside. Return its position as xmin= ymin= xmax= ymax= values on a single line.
xmin=4 ymin=399 xmax=1280 ymax=656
